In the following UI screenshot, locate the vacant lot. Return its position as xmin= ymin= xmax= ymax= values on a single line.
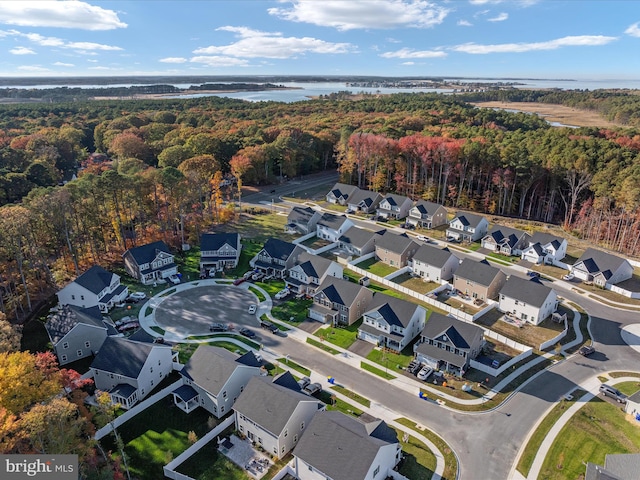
xmin=475 ymin=308 xmax=567 ymax=349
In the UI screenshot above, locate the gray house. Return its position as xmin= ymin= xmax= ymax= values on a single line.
xmin=250 ymin=238 xmax=305 ymax=279
xmin=571 ymin=248 xmax=634 ymax=286
xmin=326 ymin=183 xmax=359 ymax=205
xmin=123 ymin=240 xmax=177 ymax=285
xmin=374 ymin=232 xmax=419 ymax=268
xmin=309 ymin=277 xmax=374 ymax=326
xmin=481 ymin=226 xmax=530 ymax=256
xmin=585 ymin=453 xmax=640 ymax=480
xmin=410 ymin=245 xmax=460 ymax=282
xmin=286 ymin=252 xmax=343 ymax=295
xmin=339 ymin=227 xmax=385 ymax=257
xmin=407 ymin=200 xmax=448 ymax=229
xmin=57 ymin=265 xmax=128 ymax=313
xmin=446 ymin=212 xmax=489 ymax=242
xmin=200 ymin=233 xmax=242 ymax=273
xmin=376 ymin=193 xmax=413 ymax=220
xmin=453 ymin=258 xmax=507 ymax=301
xmin=346 ymin=189 xmax=383 ymax=214
xmin=286 ymin=206 xmax=322 ymax=234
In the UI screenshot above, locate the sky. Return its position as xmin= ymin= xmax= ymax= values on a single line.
xmin=0 ymin=0 xmax=639 ymax=80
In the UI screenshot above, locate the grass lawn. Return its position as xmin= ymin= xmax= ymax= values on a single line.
xmin=318 ymin=391 xmax=365 ymax=417
xmin=356 ymin=257 xmax=398 ymax=277
xmin=540 ymin=389 xmax=640 ymax=480
xmin=176 ymin=431 xmax=249 ymax=480
xmin=248 ymin=286 xmax=266 ymax=302
xmin=174 ymin=341 xmax=250 ymax=363
xmin=367 ymin=346 xmax=414 ymax=371
xmin=395 ymin=427 xmax=437 ymax=480
xmin=393 ymin=273 xmax=439 ymax=294
xmin=276 ymin=357 xmax=311 ymax=376
xmin=306 ymin=337 xmax=340 ymax=355
xmin=315 ymin=319 xmax=362 ymax=349
xmin=361 ymin=361 xmax=397 ymax=380
xmin=254 ymin=279 xmax=286 ymax=297
xmin=300 ymin=236 xmax=332 ymax=249
xmin=272 ymin=298 xmax=313 ymax=324
xmin=329 ymin=384 xmax=371 ymax=407
xmin=485 ymin=251 xmax=520 ymax=265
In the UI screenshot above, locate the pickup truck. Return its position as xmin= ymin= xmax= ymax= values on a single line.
xmin=302 ymin=382 xmax=322 ymax=396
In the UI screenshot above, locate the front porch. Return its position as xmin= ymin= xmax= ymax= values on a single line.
xmin=358 ymin=323 xmax=404 ymax=352
xmin=172 ymin=384 xmax=200 ymax=413
xmin=414 ymin=343 xmax=467 ymax=377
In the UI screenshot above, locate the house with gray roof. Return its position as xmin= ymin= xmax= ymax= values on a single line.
xmin=376 ymin=193 xmax=413 ymax=220
xmin=521 ymin=231 xmax=568 ymax=265
xmin=250 ymin=238 xmax=305 ymax=279
xmin=286 ymin=252 xmax=343 ymax=295
xmin=326 ymin=182 xmax=359 ymax=205
xmin=309 ymin=277 xmax=373 ymax=326
xmin=172 ymin=346 xmax=262 ymax=417
xmin=453 ymin=258 xmax=507 ymax=301
xmin=346 ymin=189 xmax=383 ymax=214
xmin=200 ymin=232 xmax=242 ymax=273
xmin=45 ymin=305 xmax=112 ymax=366
xmin=571 ymin=248 xmax=633 ymax=286
xmin=481 ymin=226 xmax=530 ymax=256
xmin=585 ymin=453 xmax=640 ymax=480
xmin=286 ymin=206 xmax=322 ymax=234
xmin=446 ymin=212 xmax=489 ymax=242
xmin=499 ymin=276 xmax=558 ymax=325
xmin=414 ymin=312 xmax=484 ymax=376
xmin=91 ymin=336 xmax=176 ymax=409
xmin=292 ymin=411 xmax=401 ymax=480
xmin=57 ymin=265 xmax=128 ymax=313
xmin=358 ymin=293 xmax=427 ymax=352
xmin=234 ymin=374 xmax=325 ymax=459
xmin=408 ymin=200 xmax=448 ymax=229
xmin=339 ymin=227 xmax=385 ymax=258
xmin=410 ymin=244 xmax=460 ymax=282
xmin=624 ymin=389 xmax=640 ymax=417
xmin=123 ymin=240 xmax=177 ymax=285
xmin=374 ymin=232 xmax=419 ymax=268
xmin=316 ymin=213 xmax=354 ymax=242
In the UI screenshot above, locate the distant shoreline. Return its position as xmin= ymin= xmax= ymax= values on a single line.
xmin=91 ymin=86 xmax=303 ymax=100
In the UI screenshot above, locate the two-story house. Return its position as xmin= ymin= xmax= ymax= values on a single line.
xmin=452 ymin=259 xmax=507 ymax=301
xmin=339 ymin=227 xmax=385 ymax=258
xmin=410 ymin=245 xmax=460 ymax=283
xmin=326 ymin=183 xmax=359 ymax=205
xmin=234 ymin=373 xmax=325 ymax=459
xmin=292 ymin=411 xmax=401 ymax=480
xmin=376 ymin=193 xmax=413 ymax=220
xmin=316 ymin=213 xmax=354 ymax=243
xmin=200 ymin=232 xmax=242 ymax=273
xmin=57 ymin=265 xmax=128 ymax=313
xmin=357 ymin=293 xmax=427 ymax=352
xmin=286 ymin=206 xmax=323 ymax=235
xmin=172 ymin=346 xmax=262 ymax=417
xmin=446 ymin=212 xmax=489 ymax=243
xmin=414 ymin=312 xmax=484 ymax=376
xmin=123 ymin=240 xmax=177 ymax=285
xmin=481 ymin=226 xmax=530 ymax=256
xmin=571 ymin=248 xmax=634 ymax=287
xmin=91 ymin=336 xmax=176 ymax=409
xmin=309 ymin=277 xmax=374 ymax=326
xmin=374 ymin=232 xmax=419 ymax=268
xmin=407 ymin=200 xmax=448 ymax=229
xmin=346 ymin=189 xmax=383 ymax=214
xmin=521 ymin=232 xmax=568 ymax=265
xmin=45 ymin=305 xmax=114 ymax=366
xmin=250 ymin=238 xmax=305 ymax=279
xmin=285 ymin=252 xmax=343 ymax=295
xmin=498 ymin=276 xmax=558 ymax=325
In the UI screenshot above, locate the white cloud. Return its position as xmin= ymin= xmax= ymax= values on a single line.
xmin=9 ymin=46 xmax=35 ymax=55
xmin=381 ymin=47 xmax=447 ymax=58
xmin=53 ymin=61 xmax=74 ymax=67
xmin=268 ymin=0 xmax=449 ymax=30
xmin=470 ymin=0 xmax=538 ymax=4
xmin=65 ymin=41 xmax=122 ymax=51
xmin=17 ymin=65 xmax=49 ymax=72
xmin=0 ymin=1 xmax=126 ymax=30
xmin=87 ymin=59 xmax=98 ymax=62
xmin=625 ymin=22 xmax=640 ymax=37
xmin=488 ymin=12 xmax=508 ymax=22
xmin=452 ymin=35 xmax=617 ymax=54
xmin=457 ymin=19 xmax=472 ymax=26
xmin=0 ymin=29 xmax=122 ymax=52
xmin=193 ymin=26 xmax=353 ymax=59
xmin=190 ymin=56 xmax=250 ymax=67
xmin=159 ymin=57 xmax=188 ymax=64
xmin=401 ymin=61 xmax=415 ymax=65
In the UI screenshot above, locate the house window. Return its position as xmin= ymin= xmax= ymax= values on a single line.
xmin=294 ymin=434 xmax=298 ymax=443
xmin=222 ymin=391 xmax=227 ymax=399
xmin=221 ymin=406 xmax=225 ymax=413
xmin=85 ymin=341 xmax=91 ymax=348
xmin=62 ymin=342 xmax=69 ymax=349
xmin=240 ymin=425 xmax=244 ymax=433
xmin=158 ymin=360 xmax=161 ymax=365
xmin=240 ymin=386 xmax=244 ymax=393
xmin=61 ymin=355 xmax=67 ymax=362
xmin=151 ymin=380 xmax=154 ymax=386
xmin=141 ymin=389 xmax=145 ymax=395
xmin=213 ymin=406 xmax=217 ymax=413
xmin=515 ymin=300 xmax=519 ymax=305
xmin=373 ymin=466 xmax=380 ymax=477
xmin=281 ymin=446 xmax=285 ymax=454
xmin=150 ymin=367 xmax=153 ymax=373
xmin=301 ymin=421 xmax=305 ymax=430
xmin=71 ymin=295 xmax=75 ymax=300
xmin=77 ymin=350 xmax=82 ymax=357
xmin=258 ymin=437 xmax=263 ymax=444
xmin=284 ymin=429 xmax=288 ymax=437
xmin=80 ymin=295 xmax=84 ymax=301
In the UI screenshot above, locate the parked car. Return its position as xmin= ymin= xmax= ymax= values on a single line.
xmin=251 ymin=272 xmax=265 ymax=281
xmin=125 ymin=297 xmax=140 ymax=304
xmin=238 ymin=328 xmax=256 ymax=339
xmin=168 ymin=274 xmax=181 ymax=285
xmin=446 ymin=236 xmax=460 ymax=243
xmin=129 ymin=292 xmax=146 ymax=301
xmin=260 ymin=320 xmax=278 ymax=334
xmin=248 ymin=304 xmax=257 ymax=314
xmin=243 ymin=271 xmax=254 ymax=280
xmin=117 ymin=321 xmax=140 ymax=332
xmin=407 ymin=360 xmax=421 ymax=374
xmin=579 ymin=345 xmax=596 ymax=356
xmin=599 ymin=384 xmax=626 ymax=403
xmin=297 ymin=376 xmax=311 ymax=390
xmin=233 ymin=277 xmax=246 ymax=286
xmin=527 ymin=271 xmax=541 ymax=278
xmin=209 ymin=322 xmax=229 ymax=332
xmin=417 ymin=366 xmax=433 ymax=381
xmin=562 ymin=273 xmax=575 ymax=281
xmin=274 ymin=288 xmax=291 ymax=300
xmin=302 ymin=382 xmax=322 ymax=396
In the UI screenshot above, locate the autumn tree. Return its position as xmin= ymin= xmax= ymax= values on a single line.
xmin=229 ymin=153 xmax=252 ymax=212
xmin=0 ymin=312 xmax=21 ymax=354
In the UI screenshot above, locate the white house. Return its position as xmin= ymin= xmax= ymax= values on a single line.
xmin=357 ymin=293 xmax=427 ymax=352
xmin=498 ymin=276 xmax=558 ymax=325
xmin=57 ymin=265 xmax=129 ymax=313
xmin=625 ymin=390 xmax=640 ymax=417
xmin=326 ymin=183 xmax=359 ymax=205
xmin=123 ymin=240 xmax=177 ymax=285
xmin=376 ymin=193 xmax=413 ymax=220
xmin=292 ymin=411 xmax=401 ymax=480
xmin=285 ymin=252 xmax=343 ymax=295
xmin=570 ymin=248 xmax=634 ymax=286
xmin=172 ymin=346 xmax=262 ymax=417
xmin=234 ymin=373 xmax=325 ymax=458
xmin=407 ymin=200 xmax=448 ymax=229
xmin=200 ymin=232 xmax=242 ymax=273
xmin=91 ymin=336 xmax=176 ymax=409
xmin=521 ymin=232 xmax=568 ymax=265
xmin=316 ymin=213 xmax=354 ymax=242
xmin=446 ymin=213 xmax=489 ymax=242
xmin=410 ymin=245 xmax=460 ymax=283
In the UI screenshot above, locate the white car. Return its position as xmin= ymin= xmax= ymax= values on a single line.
xmin=252 ymin=272 xmax=264 ymax=281
xmin=562 ymin=273 xmax=575 ymax=281
xmin=248 ymin=304 xmax=257 ymax=314
xmin=129 ymin=292 xmax=146 ymax=301
xmin=417 ymin=366 xmax=433 ymax=381
xmin=275 ymin=288 xmax=290 ymax=300
xmin=168 ymin=274 xmax=181 ymax=285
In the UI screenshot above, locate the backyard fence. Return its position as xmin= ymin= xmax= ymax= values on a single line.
xmin=607 ymin=283 xmax=640 ymax=299
xmin=292 ymin=232 xmax=315 ymax=245
xmin=482 ymin=329 xmax=529 ymax=352
xmin=539 ymin=317 xmax=569 ymax=351
xmin=470 ymin=348 xmax=533 ymax=376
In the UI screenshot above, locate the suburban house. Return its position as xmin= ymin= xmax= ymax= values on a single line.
xmin=625 ymin=390 xmax=640 ymax=417
xmin=446 ymin=212 xmax=489 ymax=242
xmin=316 ymin=213 xmax=354 ymax=242
xmin=481 ymin=226 xmax=530 ymax=256
xmin=200 ymin=232 xmax=242 ymax=273
xmin=339 ymin=227 xmax=385 ymax=258
xmin=234 ymin=373 xmax=325 ymax=458
xmin=570 ymin=248 xmax=634 ymax=286
xmin=453 ymin=259 xmax=507 ymax=301
xmin=407 ymin=200 xmax=448 ymax=229
xmin=410 ymin=245 xmax=460 ymax=283
xmin=286 ymin=206 xmax=322 ymax=235
xmin=309 ymin=277 xmax=374 ymax=326
xmin=57 ymin=265 xmax=128 ymax=313
xmin=376 ymin=193 xmax=413 ymax=220
xmin=498 ymin=276 xmax=558 ymax=325
xmin=521 ymin=232 xmax=568 ymax=265
xmin=123 ymin=240 xmax=177 ymax=285
xmin=357 ymin=293 xmax=427 ymax=352
xmin=172 ymin=346 xmax=262 ymax=417
xmin=45 ymin=305 xmax=113 ymax=366
xmin=414 ymin=312 xmax=485 ymax=376
xmin=292 ymin=411 xmax=401 ymax=480
xmin=250 ymin=238 xmax=305 ymax=279
xmin=286 ymin=252 xmax=343 ymax=295
xmin=346 ymin=189 xmax=383 ymax=214
xmin=91 ymin=336 xmax=176 ymax=409
xmin=585 ymin=454 xmax=640 ymax=480
xmin=326 ymin=182 xmax=359 ymax=205
xmin=374 ymin=232 xmax=419 ymax=268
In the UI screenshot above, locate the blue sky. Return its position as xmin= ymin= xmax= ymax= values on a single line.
xmin=0 ymin=0 xmax=639 ymax=79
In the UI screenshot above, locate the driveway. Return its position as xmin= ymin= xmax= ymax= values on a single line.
xmin=348 ymin=339 xmax=376 ymax=357
xmin=295 ymin=319 xmax=323 ymax=334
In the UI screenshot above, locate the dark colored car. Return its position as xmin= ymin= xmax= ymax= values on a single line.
xmin=527 ymin=271 xmax=541 ymax=278
xmin=233 ymin=277 xmax=246 ymax=286
xmin=579 ymin=345 xmax=596 ymax=356
xmin=260 ymin=320 xmax=278 ymax=334
xmin=239 ymin=328 xmax=256 ymax=339
xmin=209 ymin=323 xmax=228 ymax=332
